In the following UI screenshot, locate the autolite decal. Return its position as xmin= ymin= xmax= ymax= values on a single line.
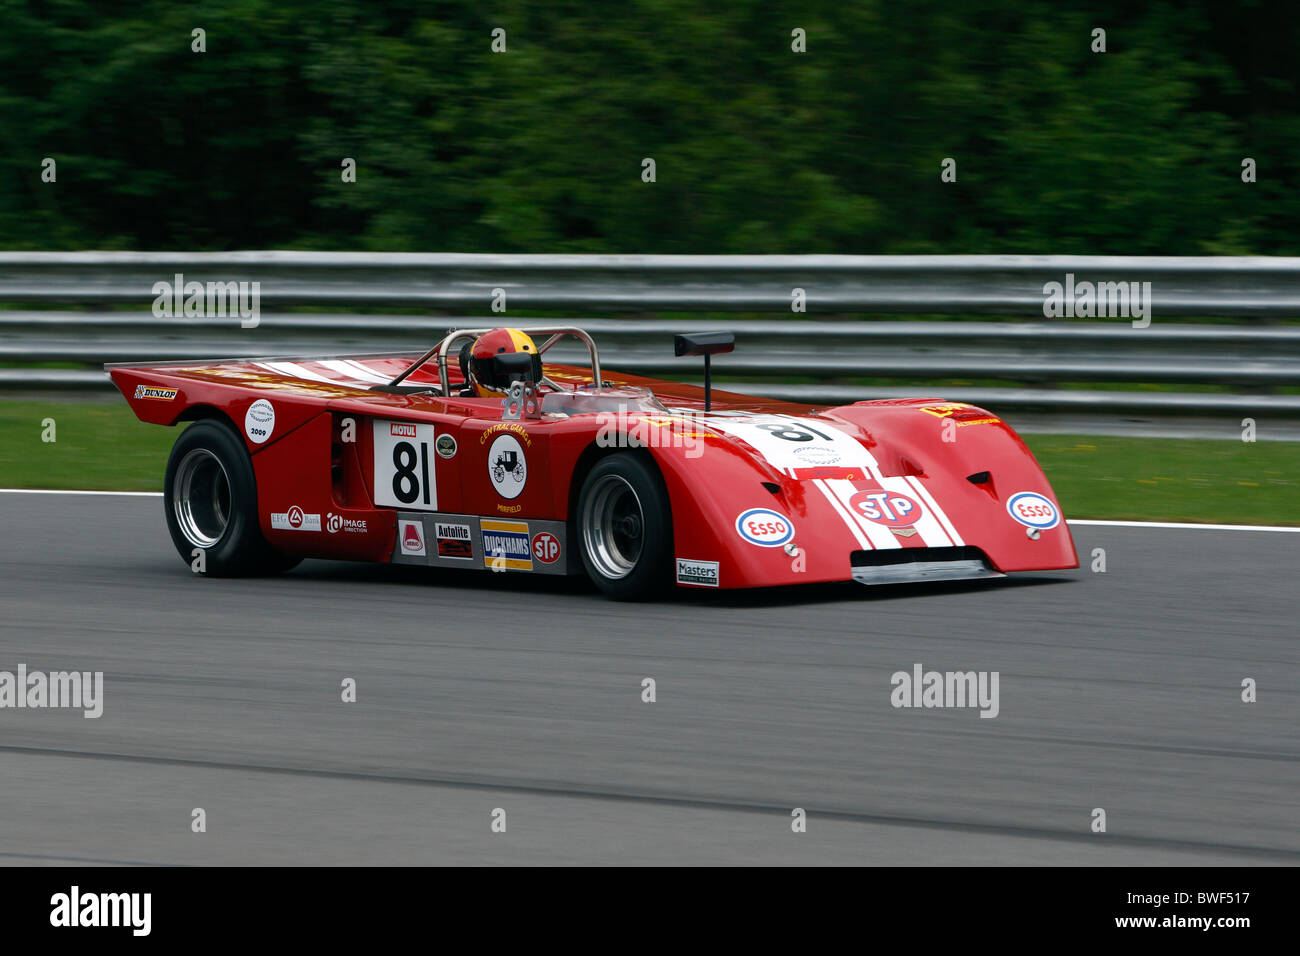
xmin=436 ymin=522 xmax=473 ymax=560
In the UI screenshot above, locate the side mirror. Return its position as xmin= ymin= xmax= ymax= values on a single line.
xmin=674 ymin=331 xmax=735 ymax=357
xmin=673 ymin=332 xmax=734 ymax=412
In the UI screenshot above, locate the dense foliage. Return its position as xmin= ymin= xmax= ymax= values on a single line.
xmin=1 ymin=1 xmax=1296 ymax=253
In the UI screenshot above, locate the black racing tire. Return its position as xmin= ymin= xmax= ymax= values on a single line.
xmin=576 ymin=453 xmax=672 ymax=601
xmin=162 ymin=419 xmax=301 ymax=577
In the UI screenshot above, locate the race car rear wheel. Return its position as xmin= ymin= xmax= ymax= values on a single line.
xmin=163 ymin=419 xmax=300 ymax=577
xmin=577 ymin=454 xmax=671 ymax=600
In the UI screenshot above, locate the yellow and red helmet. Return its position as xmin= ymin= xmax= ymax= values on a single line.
xmin=462 ymin=328 xmax=542 ymax=397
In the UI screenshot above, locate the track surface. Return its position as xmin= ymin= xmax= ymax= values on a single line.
xmin=1 ymin=495 xmax=1296 ymax=865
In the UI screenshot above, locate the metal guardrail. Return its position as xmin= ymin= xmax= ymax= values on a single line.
xmin=0 ymin=254 xmax=1296 ymax=415
xmin=4 ymin=252 xmax=1300 ymax=313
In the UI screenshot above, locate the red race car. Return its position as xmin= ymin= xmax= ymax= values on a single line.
xmin=108 ymin=325 xmax=1077 ymax=599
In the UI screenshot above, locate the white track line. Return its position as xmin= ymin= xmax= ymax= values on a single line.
xmin=1068 ymin=519 xmax=1300 ymax=533
xmin=0 ymin=489 xmax=162 ymax=497
xmin=0 ymin=490 xmax=1297 ymax=534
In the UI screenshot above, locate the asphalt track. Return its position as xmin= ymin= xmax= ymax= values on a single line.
xmin=0 ymin=493 xmax=1296 ymax=865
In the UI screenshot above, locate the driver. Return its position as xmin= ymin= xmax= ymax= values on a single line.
xmin=458 ymin=328 xmax=542 ymax=397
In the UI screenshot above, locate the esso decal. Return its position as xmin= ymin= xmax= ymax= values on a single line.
xmin=1006 ymin=492 xmax=1060 ymax=530
xmin=244 ymin=399 xmax=275 ymax=444
xmin=735 ymin=508 xmax=794 ymax=548
xmin=531 ymin=532 xmax=561 ymax=564
xmin=848 ymin=490 xmax=922 ymax=528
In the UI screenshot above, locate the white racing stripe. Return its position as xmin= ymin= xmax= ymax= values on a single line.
xmin=811 ymin=479 xmax=871 ymax=550
xmin=319 ymin=359 xmax=390 ymax=385
xmin=872 ymin=475 xmax=953 ymax=547
xmin=256 ymin=360 xmax=368 ymax=388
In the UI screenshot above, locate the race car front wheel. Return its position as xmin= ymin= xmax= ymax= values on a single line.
xmin=577 ymin=453 xmax=671 ymax=600
xmin=163 ymin=419 xmax=300 ymax=577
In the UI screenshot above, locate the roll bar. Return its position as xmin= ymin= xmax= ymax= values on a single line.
xmin=383 ymin=326 xmax=602 ymax=394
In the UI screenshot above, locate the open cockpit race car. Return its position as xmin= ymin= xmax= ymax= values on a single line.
xmin=108 ymin=326 xmax=1078 ymax=600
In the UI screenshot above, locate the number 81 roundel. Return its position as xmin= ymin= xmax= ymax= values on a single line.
xmin=373 ymin=420 xmax=438 ymax=510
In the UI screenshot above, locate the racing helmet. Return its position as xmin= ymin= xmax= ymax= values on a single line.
xmin=461 ymin=328 xmax=542 ymax=397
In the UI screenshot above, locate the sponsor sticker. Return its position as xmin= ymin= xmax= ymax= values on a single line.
xmin=244 ymin=399 xmax=275 ymax=444
xmin=480 ymin=519 xmax=532 ymax=570
xmin=435 ymin=434 xmax=458 ymax=459
xmin=917 ymin=403 xmax=1000 ymax=427
xmin=791 ymin=445 xmax=841 ymax=465
xmin=676 ymin=558 xmax=720 ymax=587
xmin=487 ymin=434 xmax=528 ymax=500
xmin=435 ymin=521 xmax=473 ymax=560
xmin=531 ymin=531 xmax=561 ymax=565
xmin=271 ymin=505 xmax=321 ymax=532
xmin=326 ymin=512 xmax=368 ymax=534
xmin=735 ymin=508 xmax=794 ymax=548
xmin=848 ymin=489 xmax=922 ymax=528
xmin=373 ymin=420 xmax=437 ymax=511
xmin=1006 ymin=491 xmax=1060 ymax=530
xmin=399 ymin=519 xmax=426 ymax=556
xmin=133 ymin=385 xmax=178 ymax=401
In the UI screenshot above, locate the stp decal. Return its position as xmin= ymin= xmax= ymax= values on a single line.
xmin=244 ymin=399 xmax=275 ymax=444
xmin=373 ymin=420 xmax=437 ymax=511
xmin=487 ymin=433 xmax=527 ymax=499
xmin=848 ymin=489 xmax=922 ymax=528
xmin=735 ymin=508 xmax=794 ymax=548
xmin=531 ymin=531 xmax=561 ymax=565
xmin=1006 ymin=492 xmax=1060 ymax=530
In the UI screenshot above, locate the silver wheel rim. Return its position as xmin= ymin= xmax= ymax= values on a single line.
xmin=173 ymin=448 xmax=231 ymax=549
xmin=582 ymin=474 xmax=645 ymax=580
